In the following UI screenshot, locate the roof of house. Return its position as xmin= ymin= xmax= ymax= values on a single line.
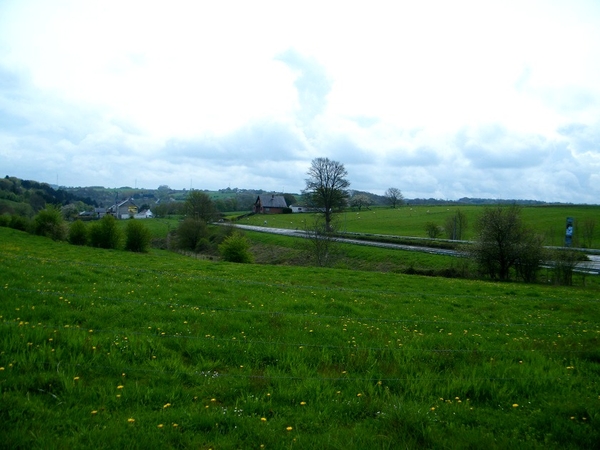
xmin=117 ymin=199 xmax=137 ymax=208
xmin=256 ymin=195 xmax=287 ymax=208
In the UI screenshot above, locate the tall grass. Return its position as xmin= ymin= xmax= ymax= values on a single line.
xmin=1 ymin=227 xmax=599 ymax=448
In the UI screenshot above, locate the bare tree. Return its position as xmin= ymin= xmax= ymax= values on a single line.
xmin=303 ymin=157 xmax=350 ymax=232
xmin=385 ymin=187 xmax=404 ymax=208
xmin=302 ymin=215 xmax=340 ymax=267
xmin=444 ymin=210 xmax=468 ymax=240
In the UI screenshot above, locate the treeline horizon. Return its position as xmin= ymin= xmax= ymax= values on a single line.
xmin=1 ymin=175 xmax=595 ymax=220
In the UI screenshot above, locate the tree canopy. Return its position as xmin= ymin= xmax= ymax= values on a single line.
xmin=385 ymin=187 xmax=404 ymax=208
xmin=303 ymin=157 xmax=350 ymax=232
xmin=185 ymin=190 xmax=218 ymax=223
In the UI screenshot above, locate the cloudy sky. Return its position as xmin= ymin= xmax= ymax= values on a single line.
xmin=1 ymin=0 xmax=599 ymax=202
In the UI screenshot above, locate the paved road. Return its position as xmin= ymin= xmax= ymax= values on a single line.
xmin=232 ymin=224 xmax=457 ymax=254
xmin=230 ymin=224 xmax=600 ymax=274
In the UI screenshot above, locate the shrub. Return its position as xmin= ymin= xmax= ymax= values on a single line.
xmin=176 ymin=218 xmax=208 ymax=251
xmin=124 ymin=220 xmax=152 ymax=252
xmin=68 ymin=220 xmax=88 ymax=246
xmin=515 ymin=231 xmax=545 ymax=282
xmin=218 ymin=232 xmax=253 ymax=263
xmin=195 ymin=237 xmax=212 ymax=252
xmin=549 ymin=249 xmax=582 ymax=286
xmin=9 ymin=215 xmax=30 ymax=232
xmin=32 ymin=206 xmax=67 ymax=241
xmin=88 ymin=215 xmax=122 ymax=249
xmin=0 ymin=213 xmax=10 ymax=227
xmin=425 ymin=222 xmax=442 ymax=238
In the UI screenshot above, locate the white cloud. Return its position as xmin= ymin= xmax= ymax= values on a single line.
xmin=0 ymin=0 xmax=599 ymax=203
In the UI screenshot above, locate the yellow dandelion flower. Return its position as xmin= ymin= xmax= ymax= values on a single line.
xmin=300 ymin=402 xmax=306 ymax=406
xmin=117 ymin=385 xmax=124 ymax=389
xmin=73 ymin=376 xmax=80 ymax=381
xmin=163 ymin=403 xmax=171 ymax=408
xmin=512 ymin=404 xmax=519 ymax=408
xmin=172 ymin=423 xmax=178 ymax=428
xmin=261 ymin=417 xmax=267 ymax=422
xmin=286 ymin=426 xmax=293 ymax=431
xmin=357 ymin=393 xmax=362 ymax=397
xmin=430 ymin=407 xmax=435 ymax=411
xmin=211 ymin=398 xmax=216 ymax=402
xmin=127 ymin=418 xmax=135 ymax=423
xmin=158 ymin=424 xmax=164 ymax=428
xmin=91 ymin=410 xmax=98 ymax=415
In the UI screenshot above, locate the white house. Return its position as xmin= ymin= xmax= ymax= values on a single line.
xmin=134 ymin=209 xmax=154 ymax=219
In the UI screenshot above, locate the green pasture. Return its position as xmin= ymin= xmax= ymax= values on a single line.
xmin=242 ymin=205 xmax=600 ymax=248
xmin=245 ymin=230 xmax=468 ymax=274
xmin=1 ymin=227 xmax=599 ymax=448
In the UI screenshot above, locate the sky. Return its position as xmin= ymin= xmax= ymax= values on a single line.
xmin=1 ymin=0 xmax=600 ymax=203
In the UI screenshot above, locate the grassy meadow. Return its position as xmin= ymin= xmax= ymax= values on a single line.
xmin=240 ymin=205 xmax=600 ymax=248
xmin=1 ymin=226 xmax=599 ymax=449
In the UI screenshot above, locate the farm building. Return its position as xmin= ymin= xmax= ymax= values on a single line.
xmin=107 ymin=199 xmax=139 ymax=219
xmin=253 ymin=195 xmax=287 ymax=214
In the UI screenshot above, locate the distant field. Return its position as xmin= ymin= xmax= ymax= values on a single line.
xmin=241 ymin=205 xmax=600 ymax=248
xmin=1 ymin=227 xmax=599 ymax=448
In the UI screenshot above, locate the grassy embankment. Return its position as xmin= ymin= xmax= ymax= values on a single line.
xmin=1 ymin=226 xmax=599 ymax=448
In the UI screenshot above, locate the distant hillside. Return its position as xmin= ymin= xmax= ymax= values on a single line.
xmin=62 ymin=185 xmax=299 ymax=214
xmin=0 ymin=176 xmax=97 ymax=217
xmin=2 ymin=175 xmax=583 ymax=219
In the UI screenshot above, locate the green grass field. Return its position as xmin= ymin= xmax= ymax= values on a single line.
xmin=1 ymin=227 xmax=599 ymax=448
xmin=241 ymin=205 xmax=600 ymax=248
